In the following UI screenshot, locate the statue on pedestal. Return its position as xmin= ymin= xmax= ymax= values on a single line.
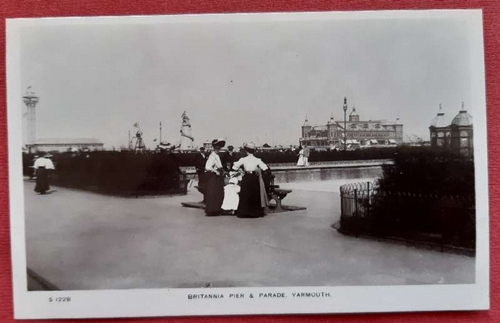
xmin=180 ymin=111 xmax=194 ymax=150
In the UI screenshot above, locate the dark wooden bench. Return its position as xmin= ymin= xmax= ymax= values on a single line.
xmin=267 ymin=176 xmax=292 ymax=212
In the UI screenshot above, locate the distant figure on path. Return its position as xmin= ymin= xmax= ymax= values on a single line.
xmin=297 ymin=146 xmax=305 ymax=166
xmin=303 ymin=144 xmax=310 ymax=167
xmin=33 ymin=153 xmax=55 ymax=194
xmin=204 ymin=138 xmax=226 ymax=216
xmin=232 ymin=142 xmax=269 ymax=218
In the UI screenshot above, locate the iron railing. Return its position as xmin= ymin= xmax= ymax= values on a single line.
xmin=338 ymin=181 xmax=475 ymax=252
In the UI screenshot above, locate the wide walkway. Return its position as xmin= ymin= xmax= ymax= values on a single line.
xmin=24 ymin=180 xmax=474 ymax=290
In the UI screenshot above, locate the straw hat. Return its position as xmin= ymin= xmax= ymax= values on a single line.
xmin=244 ymin=142 xmax=256 ymax=150
xmin=158 ymin=142 xmax=172 ymax=150
xmin=212 ymin=138 xmax=226 ymax=148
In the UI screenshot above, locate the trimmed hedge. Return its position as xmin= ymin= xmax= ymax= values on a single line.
xmin=23 ymin=147 xmax=399 ymax=176
xmin=372 ymin=147 xmax=475 ymax=250
xmin=22 ymin=147 xmax=398 ymax=196
xmin=377 ymin=146 xmax=475 ymax=197
xmin=24 ymin=151 xmax=185 ymax=196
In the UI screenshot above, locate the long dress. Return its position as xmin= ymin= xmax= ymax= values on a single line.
xmin=34 ymin=167 xmax=50 ymax=193
xmin=221 ymin=182 xmax=240 ymax=211
xmin=297 ymin=149 xmax=305 ymax=166
xmin=204 ymin=152 xmax=225 ymax=216
xmin=232 ymin=155 xmax=269 ymax=218
xmin=33 ymin=157 xmax=55 ymax=194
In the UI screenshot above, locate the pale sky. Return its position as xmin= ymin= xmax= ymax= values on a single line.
xmin=19 ymin=15 xmax=473 ymax=149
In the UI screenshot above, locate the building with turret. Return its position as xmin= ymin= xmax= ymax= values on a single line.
xmin=300 ymin=107 xmax=403 ymax=149
xmin=429 ymin=102 xmax=473 ymax=156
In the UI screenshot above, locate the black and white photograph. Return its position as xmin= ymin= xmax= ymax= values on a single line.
xmin=7 ymin=10 xmax=488 ymax=319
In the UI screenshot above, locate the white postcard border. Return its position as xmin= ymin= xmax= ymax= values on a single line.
xmin=7 ymin=9 xmax=489 ymax=319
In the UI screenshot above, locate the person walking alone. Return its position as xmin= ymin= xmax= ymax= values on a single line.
xmin=33 ymin=152 xmax=55 ymax=194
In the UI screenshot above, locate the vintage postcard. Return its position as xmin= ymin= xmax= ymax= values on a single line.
xmin=7 ymin=10 xmax=488 ymax=319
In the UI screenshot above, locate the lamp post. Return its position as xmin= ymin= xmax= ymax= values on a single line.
xmin=128 ymin=130 xmax=131 ymax=150
xmin=343 ymin=97 xmax=347 ymax=151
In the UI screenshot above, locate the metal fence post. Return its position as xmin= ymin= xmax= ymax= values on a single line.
xmin=367 ymin=181 xmax=371 ymax=217
xmin=354 ymin=188 xmax=358 ymax=217
xmin=340 ymin=190 xmax=344 ymax=219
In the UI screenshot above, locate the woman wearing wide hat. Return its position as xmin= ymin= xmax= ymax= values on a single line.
xmin=204 ymin=138 xmax=226 ymax=216
xmin=232 ymin=142 xmax=269 ymax=218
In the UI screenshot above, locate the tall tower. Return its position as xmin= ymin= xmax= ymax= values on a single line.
xmin=180 ymin=111 xmax=194 ymax=150
xmin=23 ymin=87 xmax=39 ymax=150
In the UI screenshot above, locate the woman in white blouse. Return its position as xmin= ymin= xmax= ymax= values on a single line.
xmin=204 ymin=138 xmax=226 ymax=216
xmin=33 ymin=153 xmax=55 ymax=195
xmin=232 ymin=142 xmax=269 ymax=218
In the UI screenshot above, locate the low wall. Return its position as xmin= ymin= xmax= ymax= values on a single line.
xmin=180 ymin=159 xmax=393 ymax=175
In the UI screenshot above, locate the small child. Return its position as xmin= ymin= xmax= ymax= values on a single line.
xmin=221 ymin=177 xmax=241 ymax=215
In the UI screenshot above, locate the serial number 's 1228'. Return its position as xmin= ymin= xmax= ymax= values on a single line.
xmin=49 ymin=297 xmax=71 ymax=302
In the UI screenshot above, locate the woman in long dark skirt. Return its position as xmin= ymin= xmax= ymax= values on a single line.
xmin=237 ymin=173 xmax=264 ymax=217
xmin=204 ymin=172 xmax=225 ymax=215
xmin=33 ymin=153 xmax=55 ymax=194
xmin=34 ymin=167 xmax=50 ymax=194
xmin=204 ymin=138 xmax=226 ymax=216
xmin=233 ymin=142 xmax=269 ymax=218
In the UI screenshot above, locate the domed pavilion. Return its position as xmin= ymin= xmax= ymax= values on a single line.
xmin=429 ymin=102 xmax=473 ymax=156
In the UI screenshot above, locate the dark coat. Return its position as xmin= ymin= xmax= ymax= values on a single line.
xmin=195 ymin=153 xmax=208 ymax=175
xmin=222 ymin=152 xmax=237 ymax=171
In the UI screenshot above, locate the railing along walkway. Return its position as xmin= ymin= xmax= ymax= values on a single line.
xmin=181 ymin=159 xmax=394 ymax=174
xmin=338 ymin=181 xmax=475 ymax=254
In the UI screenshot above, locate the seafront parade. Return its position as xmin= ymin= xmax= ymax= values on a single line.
xmin=21 ymin=88 xmax=476 ymax=291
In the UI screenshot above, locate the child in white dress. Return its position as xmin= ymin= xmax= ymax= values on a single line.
xmin=221 ymin=177 xmax=241 ymax=215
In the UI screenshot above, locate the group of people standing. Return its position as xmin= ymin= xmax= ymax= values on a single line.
xmin=195 ymin=139 xmax=271 ymax=218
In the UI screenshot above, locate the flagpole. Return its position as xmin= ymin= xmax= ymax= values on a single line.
xmin=128 ymin=131 xmax=131 ymax=150
xmin=160 ymin=122 xmax=162 ymax=143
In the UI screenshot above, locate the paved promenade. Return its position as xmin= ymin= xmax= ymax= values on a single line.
xmin=24 ymin=179 xmax=474 ymax=290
